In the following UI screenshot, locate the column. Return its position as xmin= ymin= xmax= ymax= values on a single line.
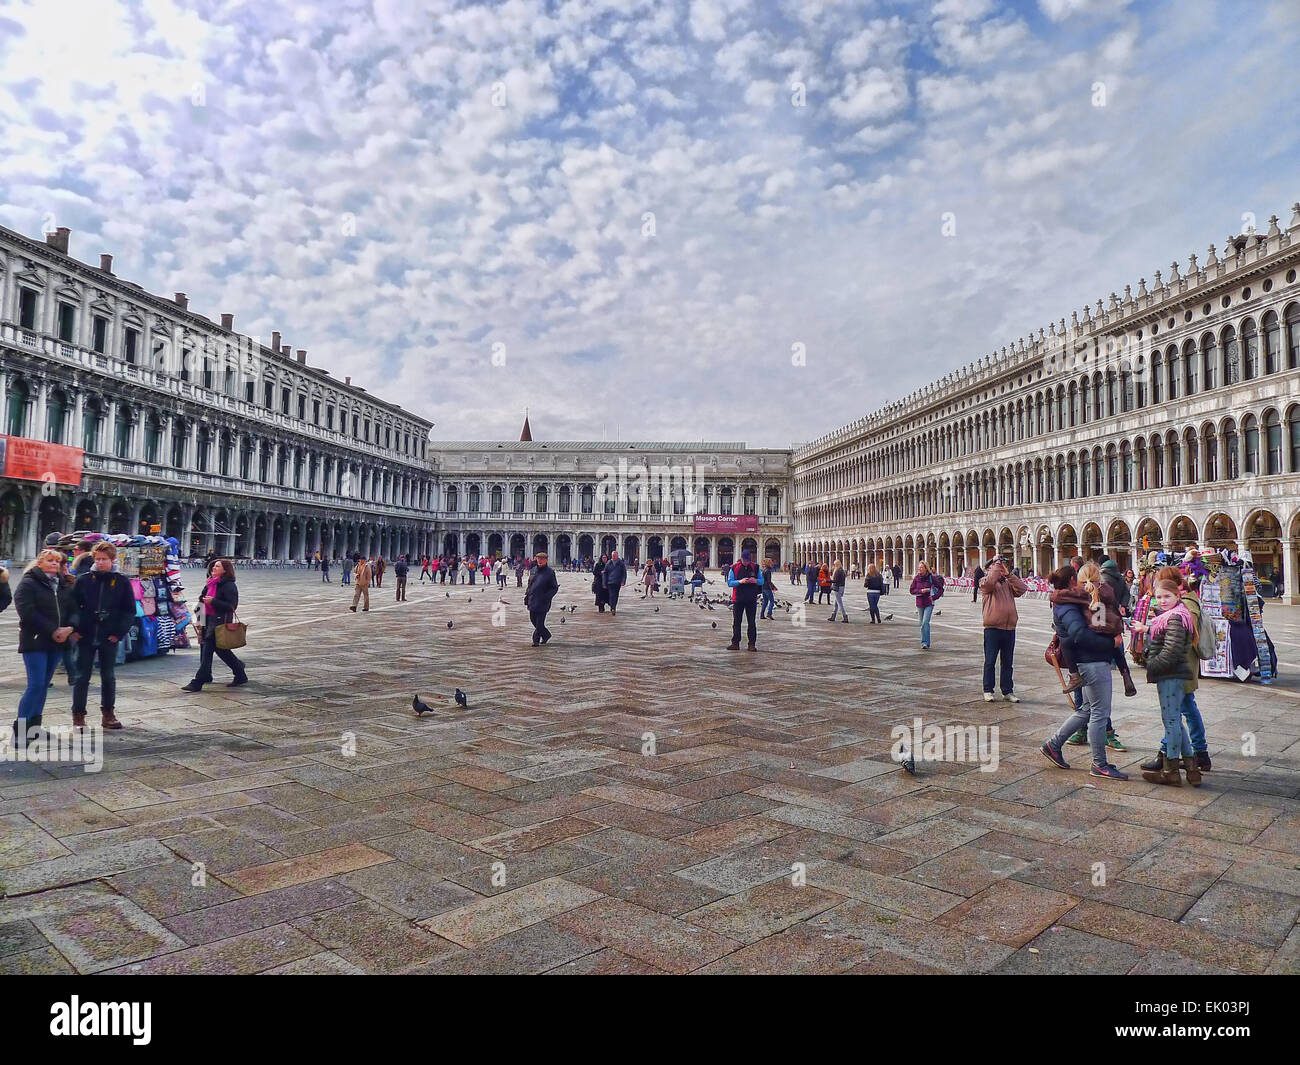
xmin=32 ymin=380 xmax=48 ymax=442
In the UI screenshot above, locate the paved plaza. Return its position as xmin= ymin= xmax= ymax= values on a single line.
xmin=2 ymin=569 xmax=1299 ymax=975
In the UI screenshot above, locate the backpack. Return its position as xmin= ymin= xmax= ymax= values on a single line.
xmin=1193 ymin=608 xmax=1216 ymax=661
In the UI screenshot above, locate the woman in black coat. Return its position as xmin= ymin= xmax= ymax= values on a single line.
xmin=12 ymin=550 xmax=78 ymax=735
xmin=181 ymin=559 xmax=247 ymax=691
xmin=592 ymin=555 xmax=609 ymax=612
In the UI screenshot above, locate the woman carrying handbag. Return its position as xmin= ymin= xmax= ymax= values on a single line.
xmin=181 ymin=558 xmax=248 ymax=691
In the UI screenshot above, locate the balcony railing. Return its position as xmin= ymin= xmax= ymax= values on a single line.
xmin=1 ymin=323 xmax=430 ymax=470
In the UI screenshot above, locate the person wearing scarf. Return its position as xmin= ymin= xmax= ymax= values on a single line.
xmin=1133 ymin=578 xmax=1199 ymax=786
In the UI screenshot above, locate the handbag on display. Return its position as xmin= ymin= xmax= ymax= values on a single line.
xmin=215 ymin=612 xmax=247 ymax=651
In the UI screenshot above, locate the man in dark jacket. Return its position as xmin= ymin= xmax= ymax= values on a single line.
xmin=603 ymin=551 xmax=627 ymax=615
xmin=727 ymin=549 xmax=764 ymax=650
xmin=804 ymin=561 xmax=817 ymax=603
xmin=525 ymin=551 xmax=559 ymax=645
xmin=70 ymin=543 xmax=136 ymax=730
xmin=393 ymin=556 xmax=409 ymax=602
xmin=971 ymin=562 xmax=985 ymax=603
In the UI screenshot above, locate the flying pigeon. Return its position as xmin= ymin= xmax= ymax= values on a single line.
xmin=412 ymin=694 xmax=435 ymax=716
xmin=455 ymin=688 xmax=468 ymax=708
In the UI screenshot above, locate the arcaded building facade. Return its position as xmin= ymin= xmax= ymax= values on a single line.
xmin=0 ymin=224 xmax=438 ymax=562
xmin=793 ymin=204 xmax=1300 ymax=602
xmin=432 ymin=438 xmax=793 ymax=568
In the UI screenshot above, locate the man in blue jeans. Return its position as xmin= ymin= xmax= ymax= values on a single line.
xmin=804 ymin=562 xmax=817 ymax=604
xmin=70 ymin=543 xmax=136 ymax=731
xmin=979 ymin=558 xmax=1024 ymax=701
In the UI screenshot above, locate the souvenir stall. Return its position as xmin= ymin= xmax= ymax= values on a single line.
xmin=1131 ymin=546 xmax=1276 ymax=684
xmin=44 ymin=531 xmax=194 ymax=664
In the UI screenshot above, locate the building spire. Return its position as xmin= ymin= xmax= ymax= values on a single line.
xmin=519 ymin=407 xmax=532 ymax=442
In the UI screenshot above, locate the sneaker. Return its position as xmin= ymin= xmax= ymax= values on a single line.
xmin=983 ymin=692 xmax=995 ymax=702
xmin=1106 ymin=731 xmax=1127 ymax=752
xmin=1039 ymin=741 xmax=1070 ymax=769
xmin=1090 ymin=763 xmax=1128 ymax=780
xmin=1065 ymin=729 xmax=1088 ymax=746
xmin=1002 ymin=693 xmax=1020 ymax=703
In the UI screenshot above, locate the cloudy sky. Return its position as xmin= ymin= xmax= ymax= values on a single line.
xmin=2 ymin=0 xmax=1297 ymax=449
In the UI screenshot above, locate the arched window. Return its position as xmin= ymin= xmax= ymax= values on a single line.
xmin=1290 ymin=407 xmax=1300 ymax=472
xmin=581 ymin=485 xmax=594 ymax=513
xmin=1224 ymin=420 xmax=1239 ymax=479
xmin=1203 ymin=426 xmax=1218 ymax=482
xmin=1151 ymin=351 xmax=1163 ymax=404
xmin=1201 ymin=333 xmax=1217 ymax=389
xmin=82 ymin=396 xmax=103 ymax=453
xmin=720 ymin=487 xmax=733 ymax=515
xmin=1243 ymin=415 xmax=1259 ymax=474
xmin=1184 ymin=429 xmax=1197 ymax=484
xmin=1263 ymin=311 xmax=1281 ymax=375
xmin=512 ymin=485 xmax=524 ymax=512
xmin=468 ymin=485 xmax=480 ymax=512
xmin=558 ymin=486 xmax=571 ymax=513
xmin=743 ymin=488 xmax=756 ymax=515
xmin=1168 ymin=433 xmax=1181 ymax=487
xmin=1221 ymin=325 xmax=1240 ymax=385
xmin=1265 ymin=410 xmax=1282 ymax=475
xmin=1166 ymin=346 xmax=1179 ymax=401
xmin=490 ymin=485 xmax=502 ymax=512
xmin=536 ymin=486 xmax=548 ymax=513
xmin=145 ymin=412 xmax=163 ymax=464
xmin=767 ymin=487 xmax=780 ymax=516
xmin=1287 ymin=303 xmax=1300 ymax=369
xmin=4 ymin=378 xmax=29 ymax=437
xmin=445 ymin=485 xmax=458 ymax=512
xmin=1242 ymin=319 xmax=1259 ymax=380
xmin=1080 ymin=379 xmax=1090 ymax=424
xmin=1135 ymin=440 xmax=1147 ymax=490
xmin=116 ymin=407 xmax=134 ymax=459
xmin=1120 ymin=441 xmax=1133 ymax=492
xmin=46 ymin=388 xmax=67 ymax=443
xmin=1183 ymin=340 xmax=1198 ymax=395
xmin=1152 ymin=437 xmax=1164 ymax=489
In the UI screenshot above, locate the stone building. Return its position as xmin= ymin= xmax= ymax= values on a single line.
xmin=0 ymin=224 xmax=438 ymax=562
xmin=793 ymin=204 xmax=1300 ymax=602
xmin=433 ymin=430 xmax=792 ymax=568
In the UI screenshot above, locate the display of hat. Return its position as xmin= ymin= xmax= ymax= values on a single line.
xmin=44 ymin=533 xmax=63 ymax=547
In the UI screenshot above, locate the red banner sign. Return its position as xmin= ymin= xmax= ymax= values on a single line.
xmin=692 ymin=515 xmax=759 ymax=534
xmin=2 ymin=436 xmax=84 ymax=487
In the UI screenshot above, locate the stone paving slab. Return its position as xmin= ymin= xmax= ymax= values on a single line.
xmin=2 ymin=571 xmax=1299 ymax=973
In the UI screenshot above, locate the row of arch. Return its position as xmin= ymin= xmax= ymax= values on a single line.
xmin=801 ymin=405 xmax=1300 ymax=530
xmin=795 ymin=508 xmax=1298 ymax=595
xmin=798 ymin=303 xmax=1300 ymax=496
xmin=441 ymin=482 xmax=784 ymax=517
xmin=1 ymin=375 xmax=434 ymax=510
xmin=437 ymin=531 xmax=785 ymax=568
xmin=0 ymin=488 xmax=434 ymax=562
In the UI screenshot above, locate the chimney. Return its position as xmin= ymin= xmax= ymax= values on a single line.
xmin=45 ymin=227 xmax=70 ymax=254
xmin=99 ymin=253 xmax=113 ymax=274
xmin=174 ymin=292 xmax=188 ymax=310
xmin=295 ymin=349 xmax=306 ymax=365
xmin=220 ymin=313 xmax=234 ymax=330
xmin=271 ymin=330 xmax=281 ymax=352
xmin=345 ymin=376 xmax=351 ymax=385
xmin=280 ymin=344 xmax=290 ymax=357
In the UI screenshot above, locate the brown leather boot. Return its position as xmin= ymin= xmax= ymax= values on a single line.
xmin=72 ymin=711 xmax=87 ymax=730
xmin=101 ymin=711 xmax=123 ymax=730
xmin=1141 ymin=753 xmax=1182 ymax=786
xmin=1181 ymin=755 xmax=1203 ymax=787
